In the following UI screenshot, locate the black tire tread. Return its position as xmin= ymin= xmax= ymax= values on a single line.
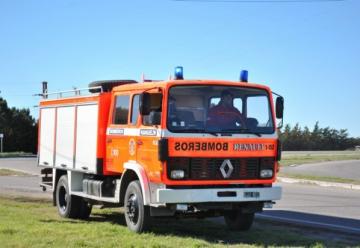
xmin=124 ymin=180 xmax=151 ymax=233
xmin=224 ymin=211 xmax=254 ymax=231
xmin=78 ymin=200 xmax=92 ymax=220
xmin=56 ymin=175 xmax=80 ymax=219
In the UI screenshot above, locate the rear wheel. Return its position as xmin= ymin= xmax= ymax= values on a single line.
xmin=124 ymin=180 xmax=151 ymax=233
xmin=56 ymin=175 xmax=92 ymax=219
xmin=224 ymin=210 xmax=254 ymax=231
xmin=78 ymin=199 xmax=92 ymax=219
xmin=56 ymin=175 xmax=80 ymax=218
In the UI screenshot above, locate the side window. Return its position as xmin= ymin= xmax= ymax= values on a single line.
xmin=142 ymin=93 xmax=162 ymax=126
xmin=131 ymin=95 xmax=140 ymax=125
xmin=113 ymin=95 xmax=130 ymax=125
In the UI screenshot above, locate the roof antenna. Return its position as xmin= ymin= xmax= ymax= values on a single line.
xmin=141 ymin=73 xmax=145 ymax=83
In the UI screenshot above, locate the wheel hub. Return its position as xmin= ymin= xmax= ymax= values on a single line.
xmin=59 ymin=186 xmax=68 ymax=212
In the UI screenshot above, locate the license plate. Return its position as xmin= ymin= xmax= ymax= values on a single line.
xmin=244 ymin=191 xmax=260 ymax=198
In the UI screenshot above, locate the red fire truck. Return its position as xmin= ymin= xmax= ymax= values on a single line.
xmin=38 ymin=68 xmax=284 ymax=232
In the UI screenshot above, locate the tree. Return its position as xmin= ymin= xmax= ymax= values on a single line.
xmin=279 ymin=122 xmax=360 ymax=151
xmin=0 ymin=97 xmax=37 ymax=153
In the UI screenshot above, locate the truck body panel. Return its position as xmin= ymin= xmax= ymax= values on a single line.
xmin=38 ymin=93 xmax=112 ymax=174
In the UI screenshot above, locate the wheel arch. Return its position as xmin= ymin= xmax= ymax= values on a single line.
xmin=120 ymin=162 xmax=151 ymax=206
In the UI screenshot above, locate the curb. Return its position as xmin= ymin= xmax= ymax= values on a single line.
xmin=278 ymin=177 xmax=360 ymax=190
xmin=0 ymin=155 xmax=37 ymax=159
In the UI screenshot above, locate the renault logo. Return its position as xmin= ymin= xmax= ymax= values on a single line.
xmin=220 ymin=159 xmax=234 ymax=178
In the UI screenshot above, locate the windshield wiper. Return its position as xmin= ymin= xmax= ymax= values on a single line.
xmin=221 ymin=128 xmax=262 ymax=137
xmin=178 ymin=128 xmax=218 ymax=137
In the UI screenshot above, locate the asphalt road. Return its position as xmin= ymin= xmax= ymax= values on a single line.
xmin=260 ymin=183 xmax=360 ymax=235
xmin=0 ymin=157 xmax=50 ymax=198
xmin=1 ymin=157 xmax=360 ymax=237
xmin=0 ymin=157 xmax=39 ymax=175
xmin=281 ymin=160 xmax=360 ymax=180
xmin=0 ymin=175 xmax=51 ymax=199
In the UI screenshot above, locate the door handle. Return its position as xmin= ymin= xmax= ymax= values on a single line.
xmin=137 ymin=140 xmax=143 ymax=145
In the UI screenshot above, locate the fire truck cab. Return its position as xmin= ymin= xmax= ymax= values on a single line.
xmin=38 ymin=68 xmax=284 ymax=233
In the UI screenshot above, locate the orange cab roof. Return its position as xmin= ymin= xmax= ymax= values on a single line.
xmin=112 ymin=80 xmax=271 ymax=92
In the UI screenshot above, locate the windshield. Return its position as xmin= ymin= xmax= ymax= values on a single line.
xmin=167 ymin=85 xmax=274 ymax=134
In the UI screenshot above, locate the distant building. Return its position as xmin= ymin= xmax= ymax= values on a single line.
xmin=355 ymin=146 xmax=360 ymax=151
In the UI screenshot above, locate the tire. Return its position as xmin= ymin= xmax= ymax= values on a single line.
xmin=78 ymin=200 xmax=92 ymax=220
xmin=88 ymin=80 xmax=137 ymax=93
xmin=124 ymin=180 xmax=151 ymax=233
xmin=224 ymin=210 xmax=254 ymax=231
xmin=55 ymin=175 xmax=80 ymax=218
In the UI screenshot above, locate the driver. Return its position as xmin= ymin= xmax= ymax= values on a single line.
xmin=207 ymin=90 xmax=246 ymax=129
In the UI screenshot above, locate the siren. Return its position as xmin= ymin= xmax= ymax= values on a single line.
xmin=174 ymin=66 xmax=184 ymax=80
xmin=240 ymin=70 xmax=248 ymax=83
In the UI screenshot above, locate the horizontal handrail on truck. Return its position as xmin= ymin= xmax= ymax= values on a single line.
xmin=36 ymin=86 xmax=103 ymax=99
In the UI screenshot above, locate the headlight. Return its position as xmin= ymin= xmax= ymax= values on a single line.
xmin=260 ymin=169 xmax=273 ymax=178
xmin=167 ymin=158 xmax=189 ymax=180
xmin=171 ymin=170 xmax=185 ymax=179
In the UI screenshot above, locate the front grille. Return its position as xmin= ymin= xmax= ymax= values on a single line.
xmin=167 ymin=157 xmax=274 ymax=180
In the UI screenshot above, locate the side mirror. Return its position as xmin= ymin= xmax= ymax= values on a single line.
xmin=139 ymin=93 xmax=151 ymax=116
xmin=276 ymin=96 xmax=284 ymax=119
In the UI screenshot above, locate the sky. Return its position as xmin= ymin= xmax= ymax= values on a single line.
xmin=0 ymin=0 xmax=359 ymax=136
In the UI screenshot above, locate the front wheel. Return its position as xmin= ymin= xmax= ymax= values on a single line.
xmin=224 ymin=210 xmax=254 ymax=231
xmin=124 ymin=180 xmax=151 ymax=233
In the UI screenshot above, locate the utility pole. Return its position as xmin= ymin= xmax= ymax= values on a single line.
xmin=42 ymin=81 xmax=48 ymax=99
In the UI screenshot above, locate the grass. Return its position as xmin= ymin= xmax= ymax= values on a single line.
xmin=0 ymin=168 xmax=30 ymax=176
xmin=280 ymin=151 xmax=360 ymax=167
xmin=0 ymin=196 xmax=357 ymax=247
xmin=279 ymin=173 xmax=360 ymax=185
xmin=0 ymin=152 xmax=34 ymax=158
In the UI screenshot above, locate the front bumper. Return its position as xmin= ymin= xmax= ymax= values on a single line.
xmin=157 ymin=186 xmax=281 ymax=204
